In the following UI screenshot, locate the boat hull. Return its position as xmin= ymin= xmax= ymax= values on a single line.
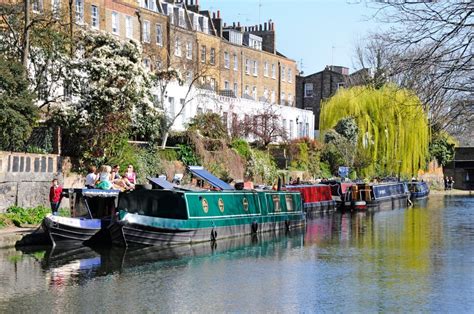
xmin=110 ymin=214 xmax=305 ymax=247
xmin=42 ymin=214 xmax=105 ymax=247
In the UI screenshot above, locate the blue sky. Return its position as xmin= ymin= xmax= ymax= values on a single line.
xmin=199 ymin=0 xmax=382 ymax=74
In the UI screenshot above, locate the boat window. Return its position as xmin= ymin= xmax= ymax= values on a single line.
xmin=118 ymin=190 xmax=188 ymax=219
xmin=272 ymin=194 xmax=281 ymax=212
xmin=285 ymin=195 xmax=293 ymax=211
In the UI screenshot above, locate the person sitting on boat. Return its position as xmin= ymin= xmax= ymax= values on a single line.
xmin=124 ymin=164 xmax=137 ymax=185
xmin=49 ymin=178 xmax=63 ymax=215
xmin=96 ymin=165 xmax=113 ymax=190
xmin=85 ymin=165 xmax=97 ymax=189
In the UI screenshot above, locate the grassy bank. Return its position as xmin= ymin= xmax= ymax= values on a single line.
xmin=0 ymin=206 xmax=69 ymax=229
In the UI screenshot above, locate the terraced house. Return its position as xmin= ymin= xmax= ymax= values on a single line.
xmin=15 ymin=0 xmax=315 ymax=139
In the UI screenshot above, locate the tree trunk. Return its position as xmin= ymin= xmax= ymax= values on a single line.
xmin=22 ymin=0 xmax=30 ymax=70
xmin=160 ymin=131 xmax=169 ymax=149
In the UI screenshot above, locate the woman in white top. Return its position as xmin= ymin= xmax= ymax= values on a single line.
xmin=85 ymin=165 xmax=97 ymax=189
xmin=96 ymin=165 xmax=113 ymax=190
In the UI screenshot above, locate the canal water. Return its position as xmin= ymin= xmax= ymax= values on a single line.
xmin=0 ymin=195 xmax=473 ymax=313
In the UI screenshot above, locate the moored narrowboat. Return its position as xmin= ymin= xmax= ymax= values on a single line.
xmin=42 ymin=189 xmax=119 ymax=247
xmin=342 ymin=182 xmax=409 ymax=210
xmin=109 ymin=189 xmax=305 ymax=247
xmin=406 ymin=181 xmax=430 ymax=199
xmin=285 ymin=184 xmax=336 ymax=212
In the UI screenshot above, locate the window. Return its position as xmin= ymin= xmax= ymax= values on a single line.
xmin=200 ymin=46 xmax=206 ymax=63
xmin=288 ymin=93 xmax=293 ymax=106
xmin=288 ymin=69 xmax=292 ymax=83
xmin=281 ymin=66 xmax=286 ymax=82
xmin=224 ymin=80 xmax=230 ymax=90
xmin=52 ymin=0 xmax=60 ymax=17
xmin=111 ymin=12 xmax=119 ymax=34
xmin=168 ymin=97 xmax=175 ymax=118
xmin=271 ymin=90 xmax=275 ymax=103
xmin=222 ymin=112 xmax=228 ymax=129
xmin=271 ymin=63 xmax=276 ymax=79
xmin=245 ymin=85 xmax=250 ymax=96
xmin=91 ymin=5 xmax=99 ymax=28
xmin=186 ymin=41 xmax=192 ymax=59
xmin=264 ymin=62 xmax=268 ymax=77
xmin=210 ymin=48 xmax=215 ymax=65
xmin=178 ymin=8 xmax=185 ymax=27
xmin=305 ymin=123 xmax=309 ymax=137
xmin=186 ymin=71 xmax=193 ymax=83
xmin=289 ymin=120 xmax=294 ymax=139
xmin=245 ymin=59 xmax=250 ymax=74
xmin=143 ymin=20 xmax=150 ymax=43
xmin=304 ymin=83 xmax=313 ymax=97
xmin=233 ymin=54 xmax=238 ymax=71
xmin=174 ymin=38 xmax=181 ymax=57
xmin=283 ymin=119 xmax=287 ymax=133
xmin=253 ymin=61 xmax=258 ymax=76
xmin=125 ymin=16 xmax=133 ymax=39
xmin=337 ymin=82 xmax=346 ymax=89
xmin=233 ymin=83 xmax=238 ymax=97
xmin=224 ymin=52 xmax=230 ymax=69
xmin=252 ymin=86 xmax=257 ymax=100
xmin=75 ymin=0 xmax=83 ymax=23
xmin=181 ymin=98 xmax=186 ymax=121
xmin=210 ymin=78 xmax=216 ymax=90
xmin=156 ymin=24 xmax=163 ymax=46
xmin=281 ymin=92 xmax=286 ymax=105
xmin=32 ymin=0 xmax=43 ymax=13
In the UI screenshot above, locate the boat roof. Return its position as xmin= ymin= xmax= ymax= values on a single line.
xmin=148 ymin=177 xmax=176 ymax=190
xmin=188 ymin=166 xmax=235 ymax=191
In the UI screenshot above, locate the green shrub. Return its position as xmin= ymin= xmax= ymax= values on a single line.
xmin=157 ymin=148 xmax=178 ymax=161
xmin=5 ymin=206 xmax=50 ymax=226
xmin=231 ymin=139 xmax=252 ymax=160
xmin=136 ymin=145 xmax=165 ymax=183
xmin=246 ymin=150 xmax=278 ymax=185
xmin=187 ymin=113 xmax=228 ymax=139
xmin=177 ymin=144 xmax=200 ymax=166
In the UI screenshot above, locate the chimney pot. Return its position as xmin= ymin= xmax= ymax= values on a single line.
xmin=264 ymin=22 xmax=267 ymax=30
xmin=233 ymin=22 xmax=235 ymax=27
xmin=237 ymin=21 xmax=240 ymax=27
xmin=217 ymin=10 xmax=220 ymax=18
xmin=213 ymin=12 xmax=215 ymax=18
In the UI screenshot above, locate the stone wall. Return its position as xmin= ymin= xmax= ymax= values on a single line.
xmin=0 ymin=151 xmax=84 ymax=212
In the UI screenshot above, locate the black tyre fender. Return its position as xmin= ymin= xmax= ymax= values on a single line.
xmin=210 ymin=229 xmax=217 ymax=241
xmin=251 ymin=221 xmax=258 ymax=233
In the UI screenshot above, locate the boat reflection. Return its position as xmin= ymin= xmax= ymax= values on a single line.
xmin=17 ymin=229 xmax=306 ymax=287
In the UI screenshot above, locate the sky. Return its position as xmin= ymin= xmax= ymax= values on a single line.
xmin=199 ymin=0 xmax=384 ymax=75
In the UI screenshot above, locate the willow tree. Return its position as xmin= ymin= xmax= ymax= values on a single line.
xmin=320 ymin=85 xmax=429 ymax=177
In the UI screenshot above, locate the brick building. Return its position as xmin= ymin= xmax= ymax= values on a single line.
xmin=295 ymin=66 xmax=349 ymax=131
xmin=8 ymin=0 xmax=314 ymax=139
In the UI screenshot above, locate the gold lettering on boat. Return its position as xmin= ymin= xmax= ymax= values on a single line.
xmin=202 ymin=198 xmax=209 ymax=213
xmin=218 ymin=198 xmax=225 ymax=213
xmin=242 ymin=197 xmax=249 ymax=211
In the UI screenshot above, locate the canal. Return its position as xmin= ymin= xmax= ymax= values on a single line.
xmin=0 ymin=195 xmax=473 ymax=312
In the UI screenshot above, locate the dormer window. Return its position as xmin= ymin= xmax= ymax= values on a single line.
xmin=178 ymin=8 xmax=186 ymax=27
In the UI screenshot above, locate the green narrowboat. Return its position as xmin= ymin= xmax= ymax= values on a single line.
xmin=109 ymin=189 xmax=305 ymax=247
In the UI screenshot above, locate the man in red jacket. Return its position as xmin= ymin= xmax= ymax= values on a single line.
xmin=49 ymin=179 xmax=63 ymax=215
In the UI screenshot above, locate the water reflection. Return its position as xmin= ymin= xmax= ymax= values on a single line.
xmin=0 ymin=195 xmax=473 ymax=312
